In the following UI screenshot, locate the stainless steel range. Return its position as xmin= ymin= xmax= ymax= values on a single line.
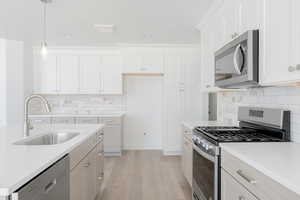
xmin=192 ymin=106 xmax=290 ymax=200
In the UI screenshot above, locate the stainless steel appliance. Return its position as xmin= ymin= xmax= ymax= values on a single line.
xmin=215 ymin=30 xmax=259 ymax=88
xmin=12 ymin=155 xmax=69 ymax=200
xmin=192 ymin=106 xmax=290 ymax=200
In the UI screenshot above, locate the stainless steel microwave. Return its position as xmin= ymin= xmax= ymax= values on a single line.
xmin=214 ymin=30 xmax=259 ymax=88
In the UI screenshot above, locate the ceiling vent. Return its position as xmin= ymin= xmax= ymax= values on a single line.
xmin=94 ymin=24 xmax=115 ymax=33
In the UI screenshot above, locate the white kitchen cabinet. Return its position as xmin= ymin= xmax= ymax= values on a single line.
xmin=122 ymin=47 xmax=164 ymax=74
xmin=222 ymin=150 xmax=300 ymax=200
xmin=260 ymin=0 xmax=300 ymax=85
xmin=101 ymin=54 xmax=123 ymax=94
xmin=181 ymin=130 xmax=193 ymax=187
xmin=101 ymin=117 xmax=123 ymax=156
xmin=70 ymin=131 xmax=104 ymax=200
xmin=34 ymin=54 xmax=58 ymax=94
xmin=163 ymin=50 xmax=185 ymax=155
xmin=221 ymin=169 xmax=258 ymax=200
xmin=57 ymin=55 xmax=80 ymax=93
xmin=79 ymin=55 xmax=101 ymax=94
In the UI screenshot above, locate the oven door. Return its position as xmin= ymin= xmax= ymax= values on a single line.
xmin=192 ymin=145 xmax=219 ymax=200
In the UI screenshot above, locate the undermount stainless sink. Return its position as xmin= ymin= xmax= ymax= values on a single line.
xmin=14 ymin=132 xmax=80 ymax=145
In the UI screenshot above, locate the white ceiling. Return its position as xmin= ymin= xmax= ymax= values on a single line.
xmin=0 ymin=0 xmax=213 ymax=45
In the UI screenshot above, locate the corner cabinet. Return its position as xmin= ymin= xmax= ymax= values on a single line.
xmin=33 ymin=49 xmax=123 ymax=95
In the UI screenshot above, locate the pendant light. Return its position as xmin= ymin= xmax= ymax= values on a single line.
xmin=40 ymin=0 xmax=51 ymax=56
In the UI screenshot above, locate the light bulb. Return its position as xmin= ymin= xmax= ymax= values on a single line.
xmin=41 ymin=42 xmax=48 ymax=56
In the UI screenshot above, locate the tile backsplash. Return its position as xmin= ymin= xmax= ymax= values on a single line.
xmin=217 ymin=86 xmax=300 ymax=142
xmin=29 ymin=95 xmax=126 ymax=114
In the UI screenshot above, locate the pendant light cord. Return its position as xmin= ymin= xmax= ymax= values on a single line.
xmin=43 ymin=2 xmax=47 ymax=44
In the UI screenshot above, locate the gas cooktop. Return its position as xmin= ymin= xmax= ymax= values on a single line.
xmin=194 ymin=126 xmax=284 ymax=143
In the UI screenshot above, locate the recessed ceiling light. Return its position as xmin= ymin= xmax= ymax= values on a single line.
xmin=94 ymin=24 xmax=115 ymax=33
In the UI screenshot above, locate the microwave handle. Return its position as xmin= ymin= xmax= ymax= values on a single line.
xmin=233 ymin=44 xmax=243 ymax=75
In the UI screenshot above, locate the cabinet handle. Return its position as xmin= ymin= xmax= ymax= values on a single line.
xmin=236 ymin=170 xmax=257 ymax=184
xmin=44 ymin=179 xmax=57 ymax=193
xmin=97 ymin=176 xmax=103 ymax=180
xmin=83 ymin=162 xmax=90 ymax=168
xmin=98 ymin=152 xmax=103 ymax=157
xmin=238 ymin=196 xmax=245 ymax=200
xmin=288 ymin=66 xmax=296 ymax=72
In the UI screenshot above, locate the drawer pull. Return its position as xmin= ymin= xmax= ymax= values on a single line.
xmin=238 ymin=195 xmax=245 ymax=200
xmin=237 ymin=170 xmax=257 ymax=184
xmin=97 ymin=176 xmax=103 ymax=180
xmin=98 ymin=153 xmax=103 ymax=157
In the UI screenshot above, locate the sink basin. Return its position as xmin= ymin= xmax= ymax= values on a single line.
xmin=14 ymin=132 xmax=80 ymax=145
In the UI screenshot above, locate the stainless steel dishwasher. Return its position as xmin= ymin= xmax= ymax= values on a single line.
xmin=11 ymin=155 xmax=69 ymax=200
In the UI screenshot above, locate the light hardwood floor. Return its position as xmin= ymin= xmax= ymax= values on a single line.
xmin=98 ymin=150 xmax=192 ymax=200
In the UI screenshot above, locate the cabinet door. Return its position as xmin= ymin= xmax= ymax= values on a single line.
xmin=260 ymin=0 xmax=291 ymax=84
xmin=101 ymin=54 xmax=123 ymax=94
xmin=289 ymin=0 xmax=300 ymax=80
xmin=139 ymin=48 xmax=164 ymax=74
xmin=221 ymin=169 xmax=258 ymax=200
xmin=223 ymin=0 xmax=239 ymax=41
xmin=70 ymin=156 xmax=90 ymax=200
xmin=103 ymin=125 xmax=121 ymax=154
xmin=122 ymin=48 xmax=164 ymax=74
xmin=164 ymin=52 xmax=184 ymax=153
xmin=96 ymin=141 xmax=104 ymax=194
xmin=201 ymin=23 xmax=216 ymax=90
xmin=186 ymin=139 xmax=193 ymax=187
xmin=79 ymin=55 xmax=101 ymax=94
xmin=239 ymin=0 xmax=261 ymax=33
xmin=89 ymin=146 xmax=98 ymax=200
xmin=58 ymin=55 xmax=79 ymax=93
xmin=34 ymin=54 xmax=58 ymax=93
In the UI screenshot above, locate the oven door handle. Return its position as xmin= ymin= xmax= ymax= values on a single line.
xmin=193 ymin=144 xmax=216 ymax=163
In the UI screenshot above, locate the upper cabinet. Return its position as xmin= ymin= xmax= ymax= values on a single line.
xmin=79 ymin=55 xmax=102 ymax=94
xmin=101 ymin=54 xmax=123 ymax=94
xmin=34 ymin=54 xmax=58 ymax=94
xmin=122 ymin=47 xmax=164 ymax=74
xmin=34 ymin=49 xmax=123 ymax=95
xmin=261 ymin=0 xmax=300 ymax=85
xmin=58 ymin=55 xmax=80 ymax=93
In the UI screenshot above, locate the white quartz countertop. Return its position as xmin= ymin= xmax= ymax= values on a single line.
xmin=221 ymin=142 xmax=300 ymax=196
xmin=0 ymin=124 xmax=104 ymax=197
xmin=28 ymin=111 xmax=126 ymax=118
xmin=182 ymin=120 xmax=234 ymax=130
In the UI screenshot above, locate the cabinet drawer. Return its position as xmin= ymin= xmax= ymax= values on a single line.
xmin=222 ymin=150 xmax=300 ymax=200
xmin=101 ymin=117 xmax=121 ymax=125
xmin=52 ymin=117 xmax=75 ymax=124
xmin=30 ymin=117 xmax=52 ymax=124
xmin=76 ymin=117 xmax=99 ymax=124
xmin=222 ymin=168 xmax=258 ymax=200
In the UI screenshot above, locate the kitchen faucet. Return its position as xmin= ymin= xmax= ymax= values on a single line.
xmin=24 ymin=94 xmax=51 ymax=137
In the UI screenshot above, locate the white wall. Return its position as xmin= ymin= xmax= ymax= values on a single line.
xmin=217 ymin=87 xmax=300 ymax=143
xmin=123 ymin=75 xmax=163 ymax=149
xmin=0 ymin=39 xmax=24 ymax=127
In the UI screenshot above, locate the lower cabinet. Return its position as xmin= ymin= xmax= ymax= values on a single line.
xmin=181 ymin=125 xmax=193 ymax=187
xmin=70 ymin=131 xmax=104 ymax=200
xmin=221 ymin=169 xmax=258 ymax=200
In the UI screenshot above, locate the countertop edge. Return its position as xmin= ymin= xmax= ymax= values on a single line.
xmin=220 ymin=144 xmax=300 ymax=197
xmin=0 ymin=125 xmax=104 ymax=197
